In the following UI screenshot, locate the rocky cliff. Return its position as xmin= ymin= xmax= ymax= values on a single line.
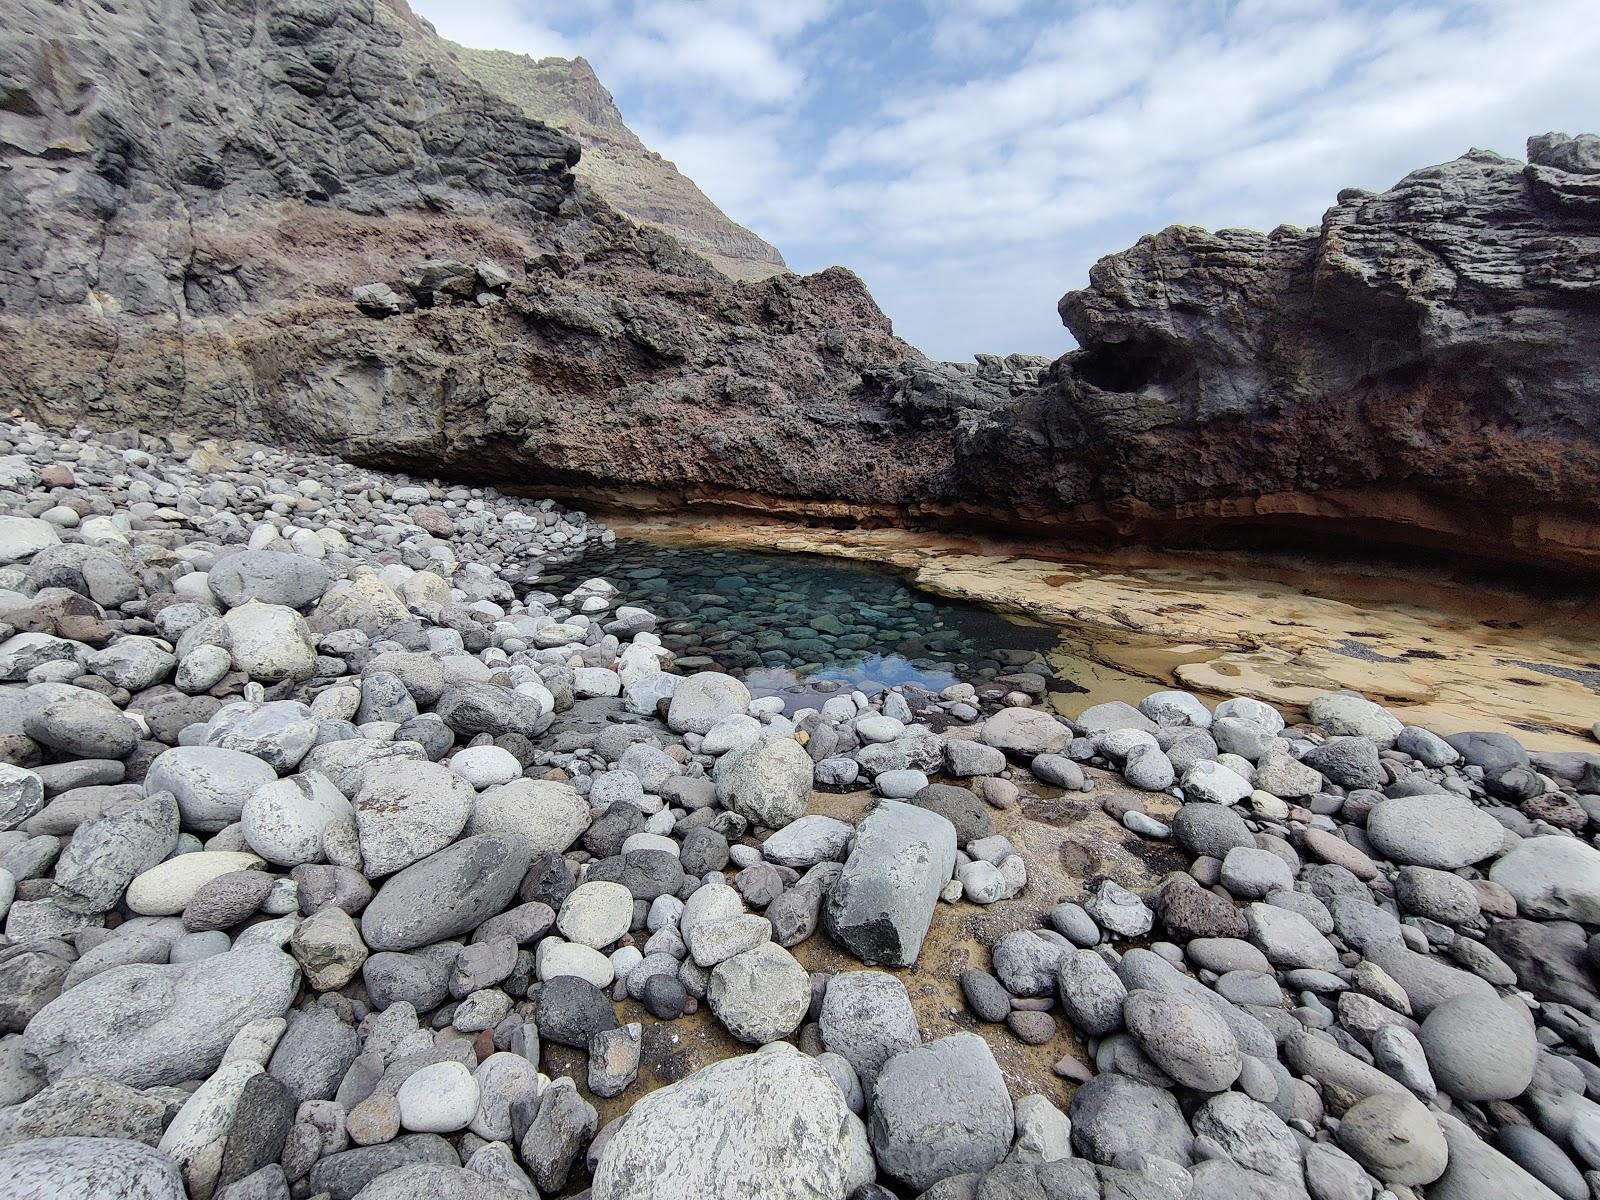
xmin=970 ymin=136 xmax=1600 ymax=569
xmin=0 ymin=0 xmax=1004 ymax=497
xmin=442 ymin=46 xmax=788 ymax=283
xmin=2 ymin=0 xmax=1597 ymax=572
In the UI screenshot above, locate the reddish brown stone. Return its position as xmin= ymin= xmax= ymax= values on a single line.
xmin=413 ymin=507 xmax=455 ymax=538
xmin=472 ymin=1028 xmax=496 ymax=1063
xmin=1522 ymin=793 xmax=1589 ymax=831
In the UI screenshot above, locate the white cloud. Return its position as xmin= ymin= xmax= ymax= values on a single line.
xmin=411 ymin=0 xmax=1600 ymax=361
xmin=414 ymin=0 xmax=576 ymax=59
xmin=604 ymin=11 xmax=807 ymax=103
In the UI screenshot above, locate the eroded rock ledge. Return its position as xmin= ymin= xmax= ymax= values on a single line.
xmin=1 ymin=0 xmax=1596 ymax=570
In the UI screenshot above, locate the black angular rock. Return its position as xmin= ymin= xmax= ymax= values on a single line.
xmin=534 ymin=976 xmax=619 ymax=1049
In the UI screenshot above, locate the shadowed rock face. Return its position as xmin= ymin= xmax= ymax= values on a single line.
xmin=1 ymin=0 xmax=1597 ymax=570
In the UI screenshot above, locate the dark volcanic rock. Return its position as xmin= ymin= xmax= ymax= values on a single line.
xmin=0 ymin=0 xmax=1007 ymax=525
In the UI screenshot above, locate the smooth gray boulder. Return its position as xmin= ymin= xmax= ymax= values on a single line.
xmin=1437 ymin=1112 xmax=1564 ymax=1200
xmin=0 ymin=1135 xmax=185 ymax=1200
xmin=434 ymin=683 xmax=546 ymax=739
xmin=144 ymin=746 xmax=277 ymax=834
xmin=591 ymin=1044 xmax=856 ymax=1200
xmin=818 ymin=971 xmax=921 ymax=1091
xmin=1337 ymin=1091 xmax=1448 ymax=1186
xmin=979 ymin=708 xmax=1072 ymax=757
xmin=466 ymin=779 xmax=589 ymax=856
xmin=1419 ymin=992 xmax=1537 ymax=1102
xmin=1308 ymin=692 xmax=1404 ymax=746
xmin=761 ymin=815 xmax=854 ymax=868
xmin=1070 ymin=1072 xmax=1194 ymax=1167
xmin=208 ymin=550 xmax=331 ymax=610
xmin=1489 ymin=835 xmax=1600 ymax=923
xmin=823 ymin=800 xmax=955 ymax=967
xmin=22 ymin=946 xmax=299 ymax=1087
xmin=665 ymin=673 xmax=751 ymax=736
xmin=868 ymin=1033 xmax=1013 ymax=1193
xmin=202 ymin=700 xmax=318 ymax=773
xmin=1075 ymin=702 xmax=1158 ymax=736
xmin=1495 ymin=1126 xmax=1585 ymax=1200
xmin=360 ymin=835 xmax=532 ymax=952
xmin=1365 ymin=795 xmax=1505 ymax=869
xmin=1124 ymin=988 xmax=1242 ymax=1092
xmin=1365 ymin=942 xmax=1499 ymax=1018
xmin=1443 ymin=731 xmax=1529 ymax=773
xmin=991 ymin=930 xmax=1068 ymax=997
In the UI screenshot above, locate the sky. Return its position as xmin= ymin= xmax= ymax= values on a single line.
xmin=411 ymin=0 xmax=1600 ymax=362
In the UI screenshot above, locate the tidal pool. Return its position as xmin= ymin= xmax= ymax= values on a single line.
xmin=535 ymin=539 xmax=1066 ymax=706
xmin=596 ymin=513 xmax=1600 ymax=748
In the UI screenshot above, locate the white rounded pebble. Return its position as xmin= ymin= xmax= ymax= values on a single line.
xmin=397 ymin=1060 xmax=480 ymax=1133
xmin=557 ymin=881 xmax=634 ymax=948
xmin=536 ymin=938 xmax=616 ymax=988
xmin=448 ymin=745 xmax=522 ymax=788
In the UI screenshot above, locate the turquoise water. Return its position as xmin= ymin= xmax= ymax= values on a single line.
xmin=534 ymin=539 xmax=1066 ymax=702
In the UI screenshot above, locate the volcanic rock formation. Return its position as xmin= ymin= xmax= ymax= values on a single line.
xmin=0 ymin=0 xmax=1010 ymax=505
xmin=2 ymin=0 xmax=1597 ymax=569
xmin=974 ymin=135 xmax=1600 ymax=569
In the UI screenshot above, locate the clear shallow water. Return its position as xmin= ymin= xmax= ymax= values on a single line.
xmin=534 ymin=539 xmax=1066 ymax=706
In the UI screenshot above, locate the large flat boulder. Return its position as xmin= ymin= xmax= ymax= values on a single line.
xmin=23 ymin=946 xmax=300 ymax=1087
xmin=1365 ymin=795 xmax=1506 ymax=869
xmin=591 ymin=1044 xmax=856 ymax=1200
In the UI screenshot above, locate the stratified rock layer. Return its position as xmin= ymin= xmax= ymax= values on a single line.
xmin=0 ymin=0 xmax=1009 ymax=515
